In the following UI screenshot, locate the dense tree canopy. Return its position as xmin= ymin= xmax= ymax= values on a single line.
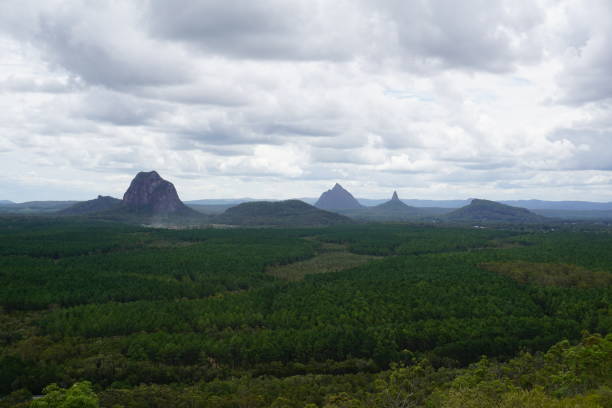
xmin=0 ymin=217 xmax=610 ymax=406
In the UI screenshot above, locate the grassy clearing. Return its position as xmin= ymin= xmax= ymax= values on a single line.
xmin=267 ymin=244 xmax=382 ymax=281
xmin=480 ymin=261 xmax=612 ymax=288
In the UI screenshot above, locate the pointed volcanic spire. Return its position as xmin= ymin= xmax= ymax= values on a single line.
xmin=373 ymin=190 xmax=418 ymax=214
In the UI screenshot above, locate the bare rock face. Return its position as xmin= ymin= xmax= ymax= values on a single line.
xmin=122 ymin=171 xmax=193 ymax=215
xmin=315 ymin=183 xmax=363 ymax=210
xmin=391 ymin=191 xmax=400 ymax=201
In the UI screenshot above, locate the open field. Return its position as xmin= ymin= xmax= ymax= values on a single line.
xmin=266 ymin=241 xmax=382 ymax=281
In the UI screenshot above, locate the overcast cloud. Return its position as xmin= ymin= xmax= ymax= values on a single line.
xmin=1 ymin=0 xmax=612 ymax=201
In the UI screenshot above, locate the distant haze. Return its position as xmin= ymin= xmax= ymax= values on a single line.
xmin=1 ymin=1 xmax=612 ymax=202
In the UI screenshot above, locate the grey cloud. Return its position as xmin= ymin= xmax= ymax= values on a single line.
xmin=459 ymin=160 xmax=516 ymax=171
xmin=554 ymin=1 xmax=612 ymax=105
xmin=0 ymin=2 xmax=194 ymax=88
xmin=33 ymin=117 xmax=99 ymax=137
xmin=311 ymin=148 xmax=378 ymax=165
xmin=36 ymin=16 xmax=191 ymax=88
xmin=434 ymin=167 xmax=529 ymax=184
xmin=167 ymin=135 xmax=254 ymax=156
xmin=164 ymin=99 xmax=355 ymax=150
xmin=169 ymin=118 xmax=279 ymax=146
xmin=0 ymin=76 xmax=81 ymax=93
xmin=197 ymin=146 xmax=254 ymax=157
xmin=548 ymin=127 xmax=612 ymax=171
xmin=76 ymin=89 xmax=170 ymax=126
xmin=377 ymin=168 xmax=431 ymax=175
xmin=557 ymin=53 xmax=612 ymax=106
xmin=146 ymin=0 xmax=545 ymax=72
xmin=137 ymin=82 xmax=251 ymax=107
xmin=495 ymin=181 xmax=524 ymax=190
xmin=374 ymin=0 xmax=544 ymax=73
xmin=146 ymin=0 xmax=359 ymax=61
xmin=261 ymin=123 xmax=340 ymax=137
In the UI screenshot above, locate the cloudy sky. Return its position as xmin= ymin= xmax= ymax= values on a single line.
xmin=1 ymin=0 xmax=612 ymax=202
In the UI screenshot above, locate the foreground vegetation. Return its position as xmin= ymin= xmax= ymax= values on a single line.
xmin=0 ymin=217 xmax=610 ymax=407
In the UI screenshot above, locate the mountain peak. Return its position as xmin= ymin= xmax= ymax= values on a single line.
xmin=132 ymin=170 xmax=162 ymax=182
xmin=373 ymin=191 xmax=417 ymax=214
xmin=315 ymin=183 xmax=362 ymax=210
xmin=122 ymin=170 xmax=194 ymax=215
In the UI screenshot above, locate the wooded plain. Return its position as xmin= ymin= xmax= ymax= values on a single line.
xmin=0 ymin=217 xmax=610 ymax=407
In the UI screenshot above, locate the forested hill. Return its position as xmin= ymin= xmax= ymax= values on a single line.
xmin=59 ymin=196 xmax=121 ymax=215
xmin=446 ymin=198 xmax=547 ymax=223
xmin=215 ymin=199 xmax=354 ymax=226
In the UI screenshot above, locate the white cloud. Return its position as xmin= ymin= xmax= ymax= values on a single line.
xmin=0 ymin=0 xmax=611 ymax=201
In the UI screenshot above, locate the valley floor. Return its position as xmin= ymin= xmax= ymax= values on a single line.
xmin=0 ymin=218 xmax=610 ymax=407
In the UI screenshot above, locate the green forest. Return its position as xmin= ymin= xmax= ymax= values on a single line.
xmin=0 ymin=217 xmax=610 ymax=407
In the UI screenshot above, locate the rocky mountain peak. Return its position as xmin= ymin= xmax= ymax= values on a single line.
xmin=122 ymin=171 xmax=191 ymax=214
xmin=315 ymin=183 xmax=363 ymax=210
xmin=373 ymin=190 xmax=416 ymax=213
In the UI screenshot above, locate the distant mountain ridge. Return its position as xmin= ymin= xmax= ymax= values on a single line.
xmin=186 ymin=197 xmax=612 ymax=211
xmin=499 ymin=200 xmax=612 ymax=211
xmin=7 ymin=194 xmax=612 ymax=213
xmin=186 ymin=198 xmax=612 ymax=211
xmin=315 ymin=183 xmax=363 ymax=210
xmin=394 ymin=199 xmax=612 ymax=211
xmin=7 ymin=175 xmax=612 ymax=223
xmin=0 ymin=201 xmax=78 ymax=214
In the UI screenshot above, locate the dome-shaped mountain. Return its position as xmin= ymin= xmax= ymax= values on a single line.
xmin=446 ymin=199 xmax=547 ymax=223
xmin=216 ymin=200 xmax=353 ymax=226
xmin=59 ymin=195 xmax=121 ymax=215
xmin=121 ymin=171 xmax=197 ymax=216
xmin=315 ymin=183 xmax=363 ymax=210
